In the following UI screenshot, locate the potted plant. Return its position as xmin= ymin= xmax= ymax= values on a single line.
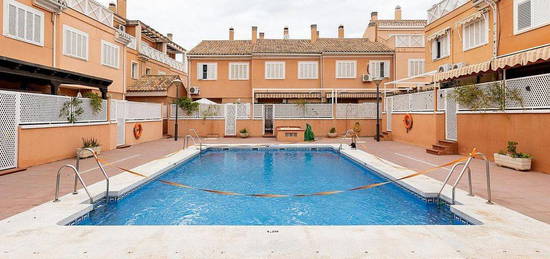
xmin=239 ymin=128 xmax=249 ymax=138
xmin=78 ymin=138 xmax=101 ymax=159
xmin=328 ymin=127 xmax=337 ymax=138
xmin=494 ymin=141 xmax=532 ymax=171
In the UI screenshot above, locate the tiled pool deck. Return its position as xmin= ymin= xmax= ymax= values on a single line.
xmin=1 ymin=137 xmax=549 ymax=258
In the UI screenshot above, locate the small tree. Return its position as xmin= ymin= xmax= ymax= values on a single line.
xmin=175 ymin=97 xmax=199 ymax=116
xmin=449 ymin=82 xmax=523 ymax=111
xmin=59 ymin=97 xmax=84 ymax=123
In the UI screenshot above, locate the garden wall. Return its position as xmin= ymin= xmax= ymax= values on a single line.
xmin=124 ymin=121 xmax=163 ymax=145
xmin=389 ymin=113 xmax=445 ymax=148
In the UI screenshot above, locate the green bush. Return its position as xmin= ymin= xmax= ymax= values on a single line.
xmin=82 ymin=137 xmax=100 ymax=148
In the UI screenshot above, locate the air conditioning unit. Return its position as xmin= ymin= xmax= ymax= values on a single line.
xmin=438 ymin=64 xmax=453 ymax=72
xmin=453 ymin=63 xmax=467 ymax=70
xmin=189 ymin=86 xmax=200 ymax=95
xmin=362 ymin=74 xmax=373 ymax=82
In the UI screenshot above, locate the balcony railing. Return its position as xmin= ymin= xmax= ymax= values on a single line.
xmin=66 ymin=0 xmax=113 ymax=27
xmin=115 ymin=30 xmax=136 ymax=49
xmin=427 ymin=0 xmax=468 ymax=24
xmin=139 ymin=42 xmax=185 ymax=72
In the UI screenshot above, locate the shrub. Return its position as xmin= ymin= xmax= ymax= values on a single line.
xmin=240 ymin=128 xmax=248 ymax=134
xmin=82 ymin=137 xmax=100 ymax=148
xmin=175 ymin=97 xmax=199 ymax=115
xmin=329 ymin=127 xmax=336 ymax=133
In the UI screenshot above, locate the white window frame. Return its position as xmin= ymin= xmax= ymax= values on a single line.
xmin=63 ymin=25 xmax=89 ymax=61
xmin=228 ymin=62 xmax=249 ymax=80
xmin=369 ymin=60 xmax=390 ymax=79
xmin=335 ymin=60 xmax=357 ymax=79
xmin=101 ymin=40 xmax=120 ymax=69
xmin=513 ymin=0 xmax=550 ymax=35
xmin=431 ymin=33 xmax=450 ymax=61
xmin=2 ymin=0 xmax=45 ymax=46
xmin=265 ymin=61 xmax=285 ymax=80
xmin=130 ymin=61 xmax=139 ymax=79
xmin=408 ymin=59 xmax=425 ymax=77
xmin=197 ymin=63 xmax=217 ymax=80
xmin=462 ymin=16 xmax=489 ymax=51
xmin=297 ymin=61 xmax=319 ymax=79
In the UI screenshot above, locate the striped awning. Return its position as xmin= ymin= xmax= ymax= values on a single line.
xmin=433 ymin=61 xmax=492 ymax=82
xmin=492 ymin=45 xmax=550 ymax=70
xmin=427 ymin=27 xmax=450 ymax=41
xmin=255 ymin=92 xmax=322 ymax=99
xmin=326 ymin=92 xmax=378 ymax=99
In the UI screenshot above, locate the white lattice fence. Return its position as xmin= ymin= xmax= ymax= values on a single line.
xmin=505 ymin=73 xmax=550 ymax=109
xmin=0 ymin=91 xmax=18 ymax=170
xmin=171 ymin=104 xmax=225 ymax=119
xmin=253 ymin=104 xmax=264 ymax=119
xmin=457 ymin=81 xmax=502 ymax=111
xmin=125 ymin=101 xmax=162 ymax=121
xmin=437 ymin=89 xmax=446 ymax=111
xmin=410 ymin=91 xmax=435 ymax=112
xmin=19 ymin=93 xmax=107 ymax=124
xmin=236 ymin=103 xmax=251 ymax=119
xmin=273 ymin=104 xmax=332 ymax=118
xmin=392 ymin=94 xmax=410 ymax=112
xmin=336 ymin=103 xmax=378 ymax=119
xmin=66 ymin=0 xmax=113 ymax=27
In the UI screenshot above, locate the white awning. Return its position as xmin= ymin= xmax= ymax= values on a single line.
xmin=427 ymin=27 xmax=450 ymax=41
xmin=433 ymin=61 xmax=492 ymax=82
xmin=492 ymin=45 xmax=550 ymax=70
xmin=194 ymin=98 xmax=218 ymax=105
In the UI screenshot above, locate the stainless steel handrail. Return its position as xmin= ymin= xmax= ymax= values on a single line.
xmin=436 ymin=161 xmax=473 ymax=202
xmin=54 ymin=165 xmax=93 ymax=203
xmin=476 ymin=152 xmax=493 ymax=204
xmin=75 ymin=148 xmax=110 ymax=201
xmin=184 ymin=135 xmax=198 ymax=149
xmin=189 ymin=129 xmax=203 ymax=151
xmin=451 ymin=157 xmax=474 ymax=204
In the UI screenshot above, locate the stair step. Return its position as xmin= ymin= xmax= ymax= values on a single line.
xmin=426 ymin=148 xmax=442 ymax=155
xmin=432 ymin=144 xmax=447 ymax=150
xmin=439 ymin=140 xmax=458 ymax=146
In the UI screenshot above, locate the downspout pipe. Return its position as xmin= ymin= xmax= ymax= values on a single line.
xmin=483 ymin=0 xmax=499 ymax=59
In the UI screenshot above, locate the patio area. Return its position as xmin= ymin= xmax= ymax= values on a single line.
xmin=1 ymin=136 xmax=549 ymax=224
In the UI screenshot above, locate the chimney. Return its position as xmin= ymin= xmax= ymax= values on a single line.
xmin=259 ymin=32 xmax=265 ymax=39
xmin=252 ymin=26 xmax=258 ymax=44
xmin=310 ymin=24 xmax=318 ymax=43
xmin=371 ymin=11 xmax=378 ymax=21
xmin=395 ymin=5 xmax=402 ymax=20
xmin=283 ymin=26 xmax=289 ymax=39
xmin=229 ymin=27 xmax=235 ymax=40
xmin=108 ymin=3 xmax=116 ymax=13
xmin=338 ymin=25 xmax=344 ymax=39
xmin=167 ymin=33 xmax=173 ymax=41
xmin=116 ymin=0 xmax=127 ymax=19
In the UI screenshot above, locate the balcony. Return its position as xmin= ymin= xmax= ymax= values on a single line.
xmin=66 ymin=0 xmax=113 ymax=27
xmin=115 ymin=30 xmax=136 ymax=50
xmin=427 ymin=0 xmax=468 ymax=24
xmin=139 ymin=43 xmax=185 ymax=72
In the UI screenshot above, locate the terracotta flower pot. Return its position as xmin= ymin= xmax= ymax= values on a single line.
xmin=328 ymin=132 xmax=338 ymax=138
xmin=239 ymin=132 xmax=249 ymax=138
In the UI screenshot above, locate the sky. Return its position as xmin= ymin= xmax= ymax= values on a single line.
xmin=97 ymin=0 xmax=436 ymax=50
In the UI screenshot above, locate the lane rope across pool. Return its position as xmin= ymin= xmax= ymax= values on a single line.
xmin=95 ymin=148 xmax=478 ymax=198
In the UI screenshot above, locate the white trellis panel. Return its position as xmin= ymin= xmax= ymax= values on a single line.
xmin=66 ymin=0 xmax=114 ymax=27
xmin=236 ymin=103 xmax=251 ymax=119
xmin=410 ymin=91 xmax=435 ymax=112
xmin=224 ymin=104 xmax=237 ymax=136
xmin=273 ymin=104 xmax=332 ymax=119
xmin=386 ymin=98 xmax=393 ymax=131
xmin=392 ymin=94 xmax=410 ymax=112
xmin=437 ymin=90 xmax=446 ymax=111
xmin=336 ymin=103 xmax=378 ymax=119
xmin=445 ymin=89 xmax=458 ymax=141
xmin=457 ymin=81 xmax=502 ymax=111
xmin=139 ymin=43 xmax=185 ymax=72
xmin=253 ymin=104 xmax=264 ymax=119
xmin=125 ymin=101 xmax=162 ymax=121
xmin=505 ymin=72 xmax=550 ymax=109
xmin=0 ymin=91 xmax=19 ymax=170
xmin=427 ymin=0 xmax=468 ymax=24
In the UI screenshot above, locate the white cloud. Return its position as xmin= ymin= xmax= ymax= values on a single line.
xmin=97 ymin=0 xmax=435 ymax=50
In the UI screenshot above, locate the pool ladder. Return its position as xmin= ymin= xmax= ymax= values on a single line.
xmin=184 ymin=129 xmax=203 ymax=151
xmin=436 ymin=152 xmax=492 ymax=205
xmin=53 ymin=148 xmax=110 ymax=204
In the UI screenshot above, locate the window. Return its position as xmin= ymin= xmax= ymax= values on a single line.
xmin=298 ymin=61 xmax=318 ymax=79
xmin=101 ymin=40 xmax=119 ymax=68
xmin=336 ymin=61 xmax=356 ymax=78
xmin=145 ymin=67 xmax=151 ymax=75
xmin=431 ymin=33 xmax=450 ymax=60
xmin=514 ymin=0 xmax=550 ymax=34
xmin=229 ymin=62 xmax=249 ymax=80
xmin=265 ymin=62 xmax=285 ymax=79
xmin=197 ymin=63 xmax=217 ymax=80
xmin=463 ymin=17 xmax=488 ymax=51
xmin=394 ymin=35 xmax=425 ymax=47
xmin=131 ymin=62 xmax=138 ymax=79
xmin=408 ymin=59 xmax=425 ymax=77
xmin=63 ymin=25 xmax=88 ymax=60
xmin=369 ymin=60 xmax=390 ymax=78
xmin=3 ymin=0 xmax=44 ymax=46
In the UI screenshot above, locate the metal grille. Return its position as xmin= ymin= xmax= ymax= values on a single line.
xmin=236 ymin=103 xmax=251 ymax=119
xmin=0 ymin=91 xmax=19 ymax=170
xmin=457 ymin=81 xmax=502 ymax=111
xmin=445 ymin=89 xmax=458 ymax=141
xmin=410 ymin=91 xmax=435 ymax=112
xmin=224 ymin=104 xmax=237 ymax=136
xmin=386 ymin=97 xmax=393 ymax=131
xmin=273 ymin=104 xmax=332 ymax=118
xmin=506 ymin=73 xmax=550 ymax=109
xmin=19 ymin=92 xmax=107 ymax=124
xmin=114 ymin=100 xmax=126 ymax=146
xmin=125 ymin=101 xmax=162 ymax=121
xmin=437 ymin=90 xmax=446 ymax=111
xmin=253 ymin=104 xmax=264 ymax=119
xmin=392 ymin=94 xmax=410 ymax=112
xmin=336 ymin=103 xmax=378 ymax=119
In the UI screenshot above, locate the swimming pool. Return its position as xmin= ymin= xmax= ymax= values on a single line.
xmin=77 ymin=148 xmax=466 ymax=226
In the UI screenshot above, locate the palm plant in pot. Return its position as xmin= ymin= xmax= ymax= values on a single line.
xmin=494 ymin=141 xmax=532 ymax=171
xmin=78 ymin=138 xmax=101 ymax=159
xmin=239 ymin=128 xmax=249 ymax=138
xmin=328 ymin=127 xmax=337 ymax=138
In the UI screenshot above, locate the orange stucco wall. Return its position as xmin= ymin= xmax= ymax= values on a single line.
xmin=124 ymin=121 xmax=163 ymax=145
xmin=390 ymin=113 xmax=445 ymax=148
xmin=457 ymin=113 xmax=550 ymax=173
xmin=273 ymin=119 xmax=376 ymax=137
xmin=18 ymin=123 xmax=116 ymax=168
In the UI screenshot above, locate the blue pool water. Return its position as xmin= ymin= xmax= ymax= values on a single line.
xmin=77 ymin=149 xmax=466 ymax=225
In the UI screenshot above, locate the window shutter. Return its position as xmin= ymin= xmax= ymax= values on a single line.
xmin=517 ymin=0 xmax=532 ymax=31
xmin=8 ymin=5 xmax=17 ymax=35
xmin=383 ymin=61 xmax=390 ymax=78
xmin=17 ymin=8 xmax=25 ymax=38
xmin=533 ymin=0 xmax=550 ymax=27
xmin=33 ymin=14 xmax=41 ymax=43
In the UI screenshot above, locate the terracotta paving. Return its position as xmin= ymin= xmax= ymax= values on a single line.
xmin=1 ymin=136 xmax=549 ymax=224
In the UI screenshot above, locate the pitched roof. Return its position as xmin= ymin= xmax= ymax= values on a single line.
xmin=188 ymin=38 xmax=393 ymax=56
xmin=127 ymin=75 xmax=181 ymax=92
